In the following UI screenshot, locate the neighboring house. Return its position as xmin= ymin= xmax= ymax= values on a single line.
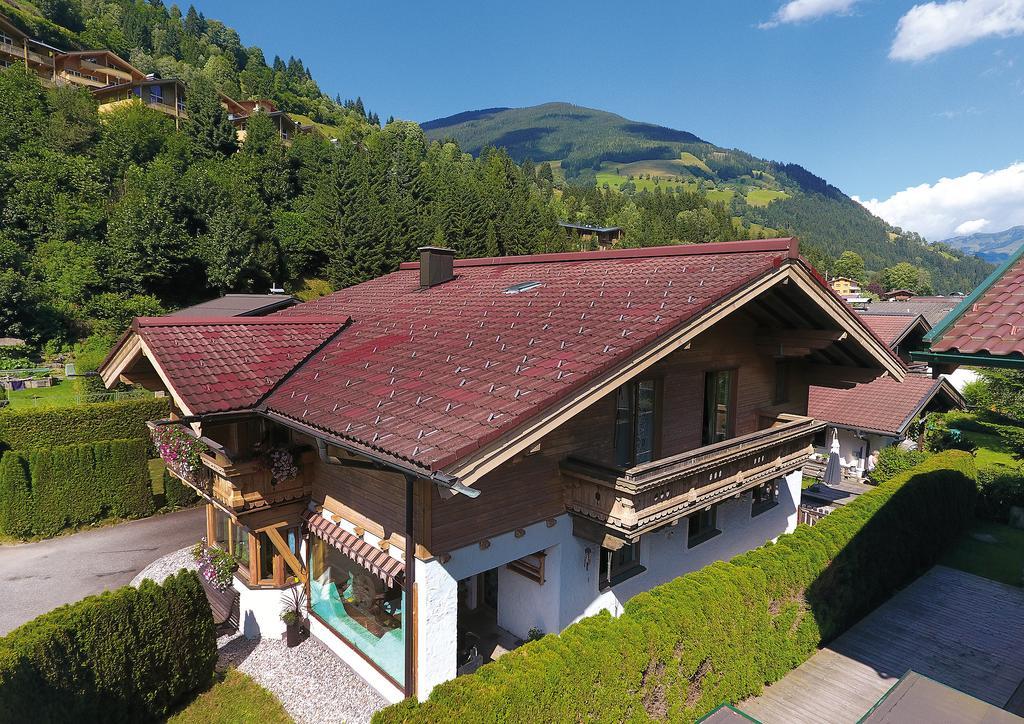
xmin=861 ymin=296 xmax=961 ymax=327
xmin=808 ymin=374 xmax=964 ymax=476
xmin=915 ymin=244 xmax=1024 ymax=372
xmin=858 ymin=313 xmax=931 ymax=366
xmin=99 ymin=238 xmax=902 ymax=702
xmin=883 ymin=289 xmax=915 ymax=301
xmin=0 ymin=15 xmax=62 ymax=81
xmin=558 ymin=222 xmax=624 ymax=248
xmin=829 ymin=276 xmax=861 ymax=297
xmin=169 ymin=293 xmax=298 ymax=318
xmin=222 ymin=97 xmax=311 ymax=142
xmin=94 ymin=77 xmax=188 ymax=126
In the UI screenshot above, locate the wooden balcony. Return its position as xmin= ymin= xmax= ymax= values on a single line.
xmin=202 ymin=449 xmax=313 ymax=513
xmin=58 ymin=70 xmax=104 ymax=88
xmin=561 ymin=416 xmax=824 ymax=540
xmin=79 ymin=58 xmax=133 ymax=81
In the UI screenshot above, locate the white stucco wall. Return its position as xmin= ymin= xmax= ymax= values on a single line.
xmin=496 ymin=543 xmax=561 ymax=640
xmin=235 ymin=579 xmax=292 ymax=639
xmin=416 ymin=557 xmax=458 ymax=699
xmin=558 ymin=470 xmax=802 ymax=626
xmin=830 ymin=428 xmax=896 ymax=474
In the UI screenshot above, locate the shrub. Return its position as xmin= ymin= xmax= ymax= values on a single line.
xmin=0 ymin=439 xmax=154 ymax=538
xmin=868 ymin=445 xmax=928 ymax=484
xmin=163 ymin=467 xmax=199 ymax=508
xmin=0 ymin=397 xmax=168 ymax=451
xmin=962 ymin=379 xmax=992 ymax=410
xmin=373 ymin=452 xmax=976 ymax=723
xmin=0 ymin=570 xmax=216 ymax=722
xmin=975 ymin=464 xmax=1024 ymax=522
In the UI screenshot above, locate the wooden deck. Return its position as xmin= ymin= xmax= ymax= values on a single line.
xmin=741 ymin=566 xmax=1024 ymax=723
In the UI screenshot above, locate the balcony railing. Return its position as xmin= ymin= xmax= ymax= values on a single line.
xmin=561 ymin=416 xmax=824 ymax=538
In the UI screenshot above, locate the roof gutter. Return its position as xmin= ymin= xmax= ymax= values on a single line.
xmin=261 ymin=408 xmax=480 ymax=499
xmin=911 ymin=349 xmax=1024 ymax=370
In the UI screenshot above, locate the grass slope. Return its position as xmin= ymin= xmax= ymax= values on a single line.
xmin=169 ymin=669 xmax=292 ymax=724
xmin=424 ymin=102 xmax=993 ymax=293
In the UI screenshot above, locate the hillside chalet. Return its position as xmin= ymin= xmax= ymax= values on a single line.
xmin=99 ymin=239 xmax=903 ymax=702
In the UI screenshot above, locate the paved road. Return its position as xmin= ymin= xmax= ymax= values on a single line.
xmin=0 ymin=507 xmax=205 ymax=635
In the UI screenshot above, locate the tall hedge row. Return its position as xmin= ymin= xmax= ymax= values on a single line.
xmin=375 ymin=451 xmax=976 ymax=723
xmin=0 ymin=439 xmax=154 ymax=537
xmin=0 ymin=397 xmax=169 ymax=451
xmin=0 ymin=570 xmax=216 ymax=722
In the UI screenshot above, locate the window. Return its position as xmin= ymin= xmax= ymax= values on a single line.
xmin=149 ymin=85 xmax=163 ymax=104
xmin=310 ymin=537 xmax=405 ymax=686
xmin=774 ymin=361 xmax=789 ymax=405
xmin=752 ymin=479 xmax=780 ymax=516
xmin=599 ymin=542 xmax=643 ymax=589
xmin=687 ymin=506 xmax=719 ymax=548
xmin=703 ymin=370 xmax=736 ymax=445
xmin=614 ymin=379 xmax=658 ymax=468
xmin=257 ymin=531 xmax=277 ymax=585
xmin=231 ymin=520 xmax=250 ymax=572
xmin=209 ymin=506 xmax=249 ymax=578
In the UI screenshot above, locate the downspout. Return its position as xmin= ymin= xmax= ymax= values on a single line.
xmin=404 ymin=473 xmax=416 ymax=699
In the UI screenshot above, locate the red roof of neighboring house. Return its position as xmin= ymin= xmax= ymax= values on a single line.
xmin=929 ymin=251 xmax=1024 ymax=359
xmin=808 ymin=374 xmax=961 ymax=436
xmin=133 ymin=316 xmax=347 ymax=414
xmin=858 ymin=314 xmax=927 ymax=347
xmin=262 ymin=239 xmax=823 ymax=471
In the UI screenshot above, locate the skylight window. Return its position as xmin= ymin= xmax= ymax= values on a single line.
xmin=503 ymin=281 xmax=544 ymax=295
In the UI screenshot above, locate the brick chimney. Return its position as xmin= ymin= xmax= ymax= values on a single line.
xmin=419 ymin=247 xmax=455 ymax=288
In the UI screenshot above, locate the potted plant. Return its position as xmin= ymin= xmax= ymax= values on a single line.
xmin=280 ymin=586 xmax=307 ymax=647
xmin=265 ymin=447 xmax=299 ymax=486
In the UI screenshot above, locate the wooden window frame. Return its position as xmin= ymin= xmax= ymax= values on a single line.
xmin=613 ymin=377 xmax=663 ymax=468
xmin=506 ymin=551 xmax=546 ymax=585
xmin=702 ymin=368 xmax=738 ymax=446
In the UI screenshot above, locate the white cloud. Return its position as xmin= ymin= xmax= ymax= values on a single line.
xmin=954 ymin=217 xmax=990 ymax=234
xmin=853 ymin=162 xmax=1024 ymax=239
xmin=760 ymin=0 xmax=860 ymax=29
xmin=890 ymin=0 xmax=1024 ymax=61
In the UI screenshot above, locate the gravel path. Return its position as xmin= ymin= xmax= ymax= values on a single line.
xmin=218 ymin=632 xmax=387 ymax=724
xmin=130 ymin=545 xmax=196 ymax=585
xmin=140 ymin=547 xmax=387 ymax=723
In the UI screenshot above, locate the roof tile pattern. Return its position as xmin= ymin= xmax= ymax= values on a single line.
xmin=136 ymin=317 xmax=345 ymax=414
xmin=858 ymin=315 xmax=917 ymax=346
xmin=932 ymin=255 xmax=1024 ymax=357
xmin=267 ymin=242 xmax=794 ymax=471
xmin=808 ymin=374 xmax=949 ymax=435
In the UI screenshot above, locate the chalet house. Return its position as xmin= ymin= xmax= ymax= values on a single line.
xmin=861 ymin=296 xmax=961 ymax=326
xmin=94 ymin=77 xmax=188 ymax=126
xmin=809 ymin=311 xmax=962 ymax=477
xmin=0 ymin=15 xmax=62 ymax=81
xmin=99 ymin=239 xmax=902 ymax=703
xmin=829 ymin=276 xmax=861 ymax=297
xmin=558 ymin=222 xmax=624 ymax=248
xmin=169 ymin=293 xmax=299 ymax=318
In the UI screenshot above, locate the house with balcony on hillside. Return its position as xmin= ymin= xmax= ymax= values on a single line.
xmin=99 ymin=238 xmax=903 ymax=703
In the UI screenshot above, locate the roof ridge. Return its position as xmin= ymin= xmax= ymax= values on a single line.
xmin=134 ymin=315 xmax=346 ymax=327
xmin=397 ymin=238 xmax=797 ymax=270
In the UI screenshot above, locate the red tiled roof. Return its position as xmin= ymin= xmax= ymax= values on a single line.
xmin=858 ymin=314 xmax=920 ymax=347
xmin=808 ymin=374 xmax=959 ymax=436
xmin=263 ymin=240 xmax=802 ymax=471
xmin=134 ymin=316 xmax=347 ymax=414
xmin=931 ymin=252 xmax=1024 ymax=358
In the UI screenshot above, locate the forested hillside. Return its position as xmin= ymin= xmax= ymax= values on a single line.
xmin=425 ymin=103 xmax=993 ymax=294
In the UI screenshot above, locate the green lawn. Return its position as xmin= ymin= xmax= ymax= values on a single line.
xmin=745 ymin=189 xmax=790 ymax=207
xmin=4 ymin=379 xmax=79 ymax=409
xmin=941 ymin=520 xmax=1024 ymax=587
xmin=963 ymin=429 xmax=1018 ymax=469
xmin=169 ymin=669 xmax=292 ymax=724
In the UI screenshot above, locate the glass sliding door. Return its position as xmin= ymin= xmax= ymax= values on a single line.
xmin=703 ymin=370 xmax=736 ymax=445
xmin=309 ymin=537 xmax=405 ymax=686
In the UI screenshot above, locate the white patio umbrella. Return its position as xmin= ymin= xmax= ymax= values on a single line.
xmin=823 ymin=428 xmax=842 ymax=487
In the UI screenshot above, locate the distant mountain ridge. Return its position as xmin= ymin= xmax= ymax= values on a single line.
xmin=423 ymin=102 xmax=993 ymax=294
xmin=941 ymin=225 xmax=1024 ymax=263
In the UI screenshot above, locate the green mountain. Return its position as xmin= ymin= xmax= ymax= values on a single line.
xmin=424 ymin=103 xmax=993 ymax=294
xmin=942 ymin=225 xmax=1024 ymax=263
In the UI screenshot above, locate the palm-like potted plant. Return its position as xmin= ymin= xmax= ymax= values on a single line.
xmin=280 ymin=586 xmax=307 ymax=647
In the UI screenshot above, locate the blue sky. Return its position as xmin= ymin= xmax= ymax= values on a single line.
xmin=191 ymin=0 xmax=1024 ymax=240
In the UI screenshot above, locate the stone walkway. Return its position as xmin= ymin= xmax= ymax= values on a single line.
xmin=742 ymin=565 xmax=1024 ymax=723
xmin=138 ymin=547 xmax=387 ymax=723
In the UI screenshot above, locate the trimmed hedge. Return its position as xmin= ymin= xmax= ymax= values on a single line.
xmin=0 ymin=439 xmax=155 ymax=537
xmin=0 ymin=570 xmax=216 ymax=722
xmin=374 ymin=451 xmax=976 ymax=723
xmin=0 ymin=397 xmax=169 ymax=451
xmin=163 ymin=467 xmax=199 ymax=508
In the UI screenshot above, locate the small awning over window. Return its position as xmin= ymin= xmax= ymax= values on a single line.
xmin=303 ymin=510 xmax=405 ymax=588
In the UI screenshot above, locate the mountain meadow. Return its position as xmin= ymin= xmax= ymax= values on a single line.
xmin=0 ymin=1 xmax=992 ymax=360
